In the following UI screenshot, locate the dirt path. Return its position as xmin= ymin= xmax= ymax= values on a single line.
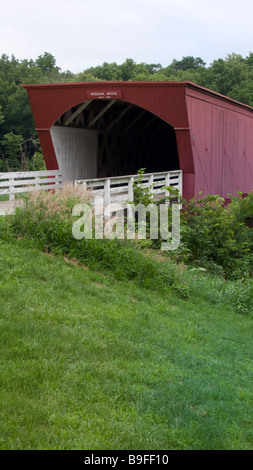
xmin=0 ymin=200 xmax=24 ymax=215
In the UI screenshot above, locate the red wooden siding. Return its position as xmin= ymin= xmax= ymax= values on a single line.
xmin=185 ymin=85 xmax=253 ymax=197
xmin=22 ymin=81 xmax=253 ymax=199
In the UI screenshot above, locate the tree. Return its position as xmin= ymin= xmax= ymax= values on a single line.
xmin=1 ymin=132 xmax=24 ymax=171
xmin=35 ymin=52 xmax=59 ymax=74
xmin=172 ymin=56 xmax=206 ymax=71
xmin=120 ymin=58 xmax=137 ymax=81
xmin=207 ymin=55 xmax=249 ymax=96
xmin=0 ymin=104 xmax=4 ymax=125
xmin=29 ymin=151 xmax=46 ymax=171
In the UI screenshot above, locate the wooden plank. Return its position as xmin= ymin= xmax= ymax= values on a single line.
xmin=0 ymin=177 xmax=62 ymax=188
xmin=0 ymin=182 xmax=62 ymax=195
xmin=104 ymin=179 xmax=111 ymax=219
xmin=88 ymin=101 xmax=116 ymax=128
xmin=63 ymin=101 xmax=92 ymax=126
xmin=36 ymin=183 xmax=62 ymax=191
xmin=0 ymin=185 xmax=55 ymax=195
xmin=177 ymin=171 xmax=183 ymax=197
xmin=148 ymin=174 xmax=154 ymax=187
xmin=0 ymin=188 xmax=11 ymax=195
xmin=0 ymin=170 xmax=62 ymax=179
xmin=106 ymin=104 xmax=132 ymax=132
xmin=9 ymin=178 xmax=14 ymax=200
xmin=86 ymin=182 xmax=105 ymax=189
xmin=77 ymin=170 xmax=181 ymax=184
xmin=108 ymin=186 xmax=128 ymax=195
xmin=104 ymin=179 xmax=110 ymax=206
xmin=110 ymin=195 xmax=129 ymax=203
xmin=128 ymin=176 xmax=134 ymax=202
xmin=89 ymin=189 xmax=105 ymax=197
xmin=74 ymin=110 xmax=86 ymax=127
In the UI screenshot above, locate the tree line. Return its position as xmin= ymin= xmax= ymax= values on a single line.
xmin=0 ymin=51 xmax=253 ymax=172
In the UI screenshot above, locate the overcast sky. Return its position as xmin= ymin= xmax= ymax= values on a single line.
xmin=1 ymin=0 xmax=252 ymax=73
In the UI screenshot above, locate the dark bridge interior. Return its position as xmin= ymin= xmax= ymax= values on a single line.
xmin=54 ymin=99 xmax=179 ymax=177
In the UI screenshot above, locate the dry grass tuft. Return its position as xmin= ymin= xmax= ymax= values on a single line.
xmin=25 ymin=183 xmax=90 ymax=220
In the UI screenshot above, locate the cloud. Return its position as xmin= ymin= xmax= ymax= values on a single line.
xmin=1 ymin=0 xmax=252 ymax=73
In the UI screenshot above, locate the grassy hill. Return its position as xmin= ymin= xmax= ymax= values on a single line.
xmin=0 ymin=237 xmax=253 ymax=450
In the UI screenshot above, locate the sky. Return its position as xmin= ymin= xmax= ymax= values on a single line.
xmin=1 ymin=0 xmax=253 ymax=73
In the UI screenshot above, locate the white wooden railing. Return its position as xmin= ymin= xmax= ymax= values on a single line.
xmin=75 ymin=170 xmax=182 ymax=206
xmin=0 ymin=170 xmax=63 ymax=200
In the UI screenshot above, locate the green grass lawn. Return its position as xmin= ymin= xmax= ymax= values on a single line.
xmin=0 ymin=238 xmax=253 ymax=450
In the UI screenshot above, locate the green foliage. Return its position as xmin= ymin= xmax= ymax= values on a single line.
xmin=0 ymin=186 xmax=252 ymax=317
xmin=128 ymin=176 xmax=253 ymax=281
xmin=181 ymin=193 xmax=253 ymax=279
xmin=0 ymin=186 xmax=188 ymax=297
xmin=5 ymin=206 xmax=173 ymax=292
xmin=131 ymin=168 xmax=182 ymax=250
xmin=0 ymin=52 xmax=65 ymax=171
xmin=57 ymin=52 xmax=253 ymax=108
xmin=0 ymin=132 xmax=23 ymax=171
xmin=132 ymin=168 xmax=182 ymax=207
xmin=171 ymin=56 xmax=206 ymax=71
xmin=229 ymin=191 xmax=253 ymax=228
xmin=132 ymin=168 xmax=154 ymax=206
xmin=28 ymin=152 xmax=46 ymax=171
xmin=35 ymin=52 xmax=59 ymax=75
xmin=0 ymin=104 xmax=4 ymax=125
xmin=0 ymin=184 xmax=252 ymax=316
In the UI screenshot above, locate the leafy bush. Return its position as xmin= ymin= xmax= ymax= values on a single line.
xmin=230 ymin=191 xmax=253 ymax=228
xmin=131 ymin=168 xmax=182 ymax=250
xmin=131 ymin=173 xmax=252 ymax=280
xmin=181 ymin=193 xmax=253 ymax=279
xmin=132 ymin=168 xmax=155 ymax=206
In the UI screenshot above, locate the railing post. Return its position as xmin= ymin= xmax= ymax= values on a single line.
xmin=9 ymin=178 xmax=14 ymax=201
xmin=178 ymin=171 xmax=183 ymax=198
xmin=148 ymin=174 xmax=154 ymax=200
xmin=54 ymin=174 xmax=59 ymax=188
xmin=178 ymin=171 xmax=183 ymax=209
xmin=128 ymin=176 xmax=134 ymax=202
xmin=104 ymin=178 xmax=110 ymax=219
xmin=164 ymin=173 xmax=170 ymax=204
xmin=81 ymin=181 xmax=87 ymax=193
xmin=35 ymin=176 xmax=40 ymax=191
xmin=127 ymin=176 xmax=134 ymax=220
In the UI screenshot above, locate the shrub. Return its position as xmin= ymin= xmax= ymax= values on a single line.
xmin=180 ymin=193 xmax=253 ymax=279
xmin=230 ymin=191 xmax=253 ymax=228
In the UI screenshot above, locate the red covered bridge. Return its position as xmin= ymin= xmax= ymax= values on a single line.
xmin=22 ymin=81 xmax=253 ymax=200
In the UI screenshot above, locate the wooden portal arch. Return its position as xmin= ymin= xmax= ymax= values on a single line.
xmin=23 ymin=81 xmax=253 ymax=199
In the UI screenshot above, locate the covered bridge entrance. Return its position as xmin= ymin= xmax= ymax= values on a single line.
xmin=23 ymin=81 xmax=253 ymax=200
xmin=50 ymin=98 xmax=179 ymax=181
